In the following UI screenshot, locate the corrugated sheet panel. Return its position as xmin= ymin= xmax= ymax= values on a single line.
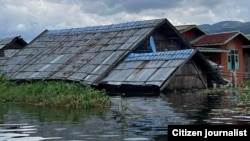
xmin=126 ymin=68 xmax=156 ymax=82
xmin=101 ymin=51 xmax=191 ymax=87
xmin=0 ymin=57 xmax=7 ymax=65
xmin=161 ymin=60 xmax=185 ymax=67
xmin=4 ymin=49 xmax=20 ymax=57
xmin=125 ymin=49 xmax=194 ymax=61
xmin=4 ymin=55 xmax=27 ymax=65
xmin=147 ymin=67 xmax=176 ymax=82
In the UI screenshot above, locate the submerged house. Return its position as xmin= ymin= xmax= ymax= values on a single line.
xmin=2 ymin=18 xmax=226 ymax=95
xmin=0 ymin=36 xmax=27 ymax=65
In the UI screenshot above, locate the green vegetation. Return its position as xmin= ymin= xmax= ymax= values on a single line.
xmin=192 ymin=79 xmax=250 ymax=106
xmin=0 ymin=74 xmax=111 ymax=109
xmin=242 ymin=79 xmax=250 ymax=88
xmin=239 ymin=80 xmax=250 ymax=104
xmin=191 ymin=80 xmax=250 ymax=119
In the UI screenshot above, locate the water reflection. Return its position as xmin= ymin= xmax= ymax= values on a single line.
xmin=0 ymin=97 xmax=185 ymax=140
xmin=163 ymin=91 xmax=224 ymax=124
xmin=111 ymin=96 xmax=187 ymax=139
xmin=0 ymin=123 xmax=61 ymax=141
xmin=0 ymin=90 xmax=249 ymax=141
xmin=163 ymin=90 xmax=250 ymax=125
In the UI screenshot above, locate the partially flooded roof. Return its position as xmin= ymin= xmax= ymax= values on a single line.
xmin=3 ymin=19 xmax=171 ymax=85
xmin=2 ymin=18 xmax=228 ymax=92
xmin=101 ymin=49 xmax=196 ymax=89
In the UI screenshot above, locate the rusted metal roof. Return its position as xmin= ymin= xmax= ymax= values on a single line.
xmin=101 ymin=49 xmax=196 ymax=89
xmin=192 ymin=31 xmax=250 ymax=46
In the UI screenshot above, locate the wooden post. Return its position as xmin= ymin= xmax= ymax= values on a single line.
xmin=232 ymin=70 xmax=236 ymax=88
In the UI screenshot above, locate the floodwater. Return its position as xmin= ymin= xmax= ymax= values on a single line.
xmin=0 ymin=89 xmax=250 ymax=141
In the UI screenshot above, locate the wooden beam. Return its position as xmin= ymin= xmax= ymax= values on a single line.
xmin=191 ymin=59 xmax=207 ymax=88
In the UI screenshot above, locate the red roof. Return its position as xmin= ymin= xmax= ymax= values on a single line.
xmin=192 ymin=31 xmax=239 ymax=46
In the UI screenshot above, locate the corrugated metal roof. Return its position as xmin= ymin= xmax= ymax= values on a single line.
xmin=0 ymin=57 xmax=7 ymax=65
xmin=192 ymin=31 xmax=239 ymax=46
xmin=3 ymin=19 xmax=169 ymax=85
xmin=101 ymin=49 xmax=195 ymax=88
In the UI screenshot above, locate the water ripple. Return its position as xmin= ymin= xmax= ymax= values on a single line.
xmin=0 ymin=123 xmax=61 ymax=141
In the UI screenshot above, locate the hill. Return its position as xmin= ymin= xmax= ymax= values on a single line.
xmin=198 ymin=21 xmax=250 ymax=35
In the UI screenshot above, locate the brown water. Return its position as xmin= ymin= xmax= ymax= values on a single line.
xmin=0 ymin=90 xmax=249 ymax=141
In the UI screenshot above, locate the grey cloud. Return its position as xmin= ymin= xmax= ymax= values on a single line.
xmin=197 ymin=0 xmax=226 ymax=8
xmin=109 ymin=0 xmax=182 ymax=13
xmin=42 ymin=0 xmax=226 ymax=16
xmin=53 ymin=0 xmax=183 ymax=15
xmin=0 ymin=0 xmax=249 ymax=41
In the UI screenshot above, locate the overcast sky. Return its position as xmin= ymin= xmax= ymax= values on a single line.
xmin=1 ymin=0 xmax=249 ymax=42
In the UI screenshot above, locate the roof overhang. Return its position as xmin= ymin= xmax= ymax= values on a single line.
xmin=197 ymin=47 xmax=230 ymax=53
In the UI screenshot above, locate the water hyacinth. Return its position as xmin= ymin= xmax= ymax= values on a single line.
xmin=0 ymin=74 xmax=111 ymax=109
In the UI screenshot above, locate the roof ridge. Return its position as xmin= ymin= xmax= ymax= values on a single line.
xmin=45 ymin=18 xmax=166 ymax=35
xmin=207 ymin=31 xmax=240 ymax=35
xmin=175 ymin=24 xmax=196 ymax=27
